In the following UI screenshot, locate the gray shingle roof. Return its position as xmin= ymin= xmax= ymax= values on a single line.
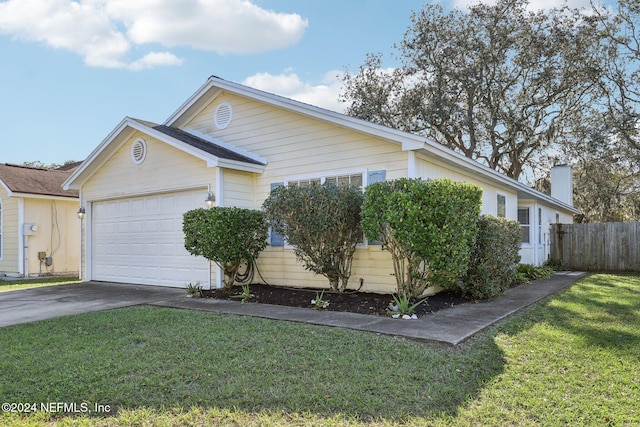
xmin=0 ymin=163 xmax=79 ymax=198
xmin=134 ymin=119 xmax=264 ymax=165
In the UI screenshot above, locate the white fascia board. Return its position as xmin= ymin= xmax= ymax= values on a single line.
xmin=11 ymin=193 xmax=78 ymax=202
xmin=164 ymin=81 xmax=223 ymax=127
xmin=63 ymin=118 xmax=136 ymax=190
xmin=217 ymin=159 xmax=265 ymax=173
xmin=0 ymin=179 xmax=13 ymax=197
xmin=163 ymin=77 xmax=427 ymax=149
xmin=164 ymin=77 xmax=577 ymax=214
xmin=414 ymin=140 xmax=580 ymax=214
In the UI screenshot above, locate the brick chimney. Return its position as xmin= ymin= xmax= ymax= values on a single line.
xmin=551 ymin=164 xmax=573 ymax=206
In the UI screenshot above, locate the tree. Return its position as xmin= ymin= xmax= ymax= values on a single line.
xmin=262 ymin=183 xmax=364 ymax=292
xmin=183 ymin=207 xmax=268 ymax=289
xmin=341 ymin=0 xmax=604 ymax=180
xmin=588 ymin=0 xmax=640 ymax=154
xmin=21 ymin=160 xmax=79 ymax=170
xmin=361 ymin=178 xmax=482 ymax=298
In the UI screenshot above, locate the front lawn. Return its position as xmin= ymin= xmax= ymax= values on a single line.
xmin=0 ymin=276 xmax=80 ymax=292
xmin=0 ymin=273 xmax=638 ymax=426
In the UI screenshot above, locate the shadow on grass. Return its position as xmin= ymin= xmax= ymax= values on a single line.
xmin=0 ymin=305 xmax=506 ymax=422
xmin=489 ymin=273 xmax=640 ymax=353
xmin=543 ymin=273 xmax=640 ymax=351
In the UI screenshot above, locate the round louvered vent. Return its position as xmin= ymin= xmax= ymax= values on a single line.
xmin=214 ymin=102 xmax=233 ymax=129
xmin=131 ymin=138 xmax=147 ymax=164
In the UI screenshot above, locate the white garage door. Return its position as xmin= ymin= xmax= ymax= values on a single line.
xmin=91 ymin=190 xmax=210 ymax=287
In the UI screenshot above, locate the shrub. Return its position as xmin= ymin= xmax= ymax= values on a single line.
xmin=183 ymin=207 xmax=268 ymax=289
xmin=262 ymin=182 xmax=364 ymax=292
xmin=362 ymin=178 xmax=482 ymax=298
xmin=460 ymin=215 xmax=522 ymax=300
xmin=517 ymin=264 xmax=555 ymax=282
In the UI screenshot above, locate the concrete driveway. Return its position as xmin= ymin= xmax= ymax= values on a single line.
xmin=0 ymin=281 xmax=185 ymax=328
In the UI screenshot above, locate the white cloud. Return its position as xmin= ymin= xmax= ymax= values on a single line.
xmin=0 ymin=0 xmax=308 ymax=70
xmin=242 ymin=71 xmax=346 ymax=113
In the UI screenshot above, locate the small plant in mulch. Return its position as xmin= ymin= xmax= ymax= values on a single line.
xmin=310 ymin=291 xmax=330 ymax=309
xmin=185 ymin=282 xmax=203 ymax=298
xmin=387 ymin=294 xmax=427 ymax=319
xmin=230 ymin=284 xmax=254 ymax=303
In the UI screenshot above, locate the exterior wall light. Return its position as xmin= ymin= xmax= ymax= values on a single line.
xmin=77 ymin=207 xmax=86 ymax=219
xmin=205 ymin=192 xmax=216 ymax=209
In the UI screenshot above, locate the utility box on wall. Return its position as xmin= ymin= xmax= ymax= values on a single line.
xmin=23 ymin=223 xmax=38 ymax=236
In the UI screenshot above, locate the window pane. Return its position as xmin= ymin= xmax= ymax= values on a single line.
xmin=497 ymin=195 xmax=506 ymax=217
xmin=518 ymin=208 xmax=529 ymax=225
xmin=351 ymin=174 xmax=363 ymax=190
xmin=324 ymin=176 xmax=337 ymax=185
xmin=337 ymin=175 xmax=350 ymax=187
xmin=518 ymin=208 xmax=530 ymax=243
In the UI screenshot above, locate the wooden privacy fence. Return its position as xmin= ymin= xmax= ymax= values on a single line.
xmin=550 ymin=222 xmax=640 ymax=271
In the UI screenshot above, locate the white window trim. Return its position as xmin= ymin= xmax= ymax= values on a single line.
xmin=283 ymin=168 xmax=369 ymax=249
xmin=518 ymin=206 xmax=532 ymax=246
xmin=496 ymin=193 xmax=507 ymax=218
xmin=284 ymin=168 xmax=368 ymax=188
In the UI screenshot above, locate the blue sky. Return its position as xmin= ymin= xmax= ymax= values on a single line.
xmin=0 ymin=0 xmax=597 ymax=166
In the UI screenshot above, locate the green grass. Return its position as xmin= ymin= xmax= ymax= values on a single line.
xmin=0 ymin=273 xmax=638 ymax=426
xmin=0 ymin=276 xmax=81 ymax=292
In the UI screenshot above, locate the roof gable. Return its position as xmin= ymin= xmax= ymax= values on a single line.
xmin=64 ymin=117 xmax=266 ymax=190
xmin=0 ymin=163 xmax=79 ymax=198
xmin=164 ymin=76 xmax=578 ymax=214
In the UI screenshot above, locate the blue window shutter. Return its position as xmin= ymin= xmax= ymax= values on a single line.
xmin=367 ymin=169 xmax=386 ymax=185
xmin=269 ymin=182 xmax=285 ymax=246
xmin=366 ymin=170 xmax=386 ymax=245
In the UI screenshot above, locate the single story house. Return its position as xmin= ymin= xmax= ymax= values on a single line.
xmin=63 ymin=76 xmax=578 ymax=292
xmin=0 ymin=163 xmax=80 ymax=278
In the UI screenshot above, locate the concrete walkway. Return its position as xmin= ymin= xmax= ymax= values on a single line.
xmin=0 ymin=272 xmax=585 ymax=345
xmin=155 ymin=271 xmax=586 ymax=345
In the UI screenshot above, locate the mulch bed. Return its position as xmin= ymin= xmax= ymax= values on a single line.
xmin=200 ymin=283 xmax=468 ymax=318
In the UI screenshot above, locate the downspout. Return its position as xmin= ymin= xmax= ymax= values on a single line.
xmin=18 ymin=199 xmax=24 ymax=276
xmin=78 ymin=194 xmax=83 ymax=281
xmin=215 ymin=168 xmax=224 ymax=289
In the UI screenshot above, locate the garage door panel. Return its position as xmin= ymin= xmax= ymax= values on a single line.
xmin=91 ymin=190 xmax=210 ymax=288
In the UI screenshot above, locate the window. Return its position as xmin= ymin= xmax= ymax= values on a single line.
xmin=288 ymin=172 xmax=363 ymax=190
xmin=282 ymin=171 xmax=368 ymax=247
xmin=497 ymin=194 xmax=506 ymax=217
xmin=538 ymin=207 xmax=542 ymax=244
xmin=518 ymin=208 xmax=530 ymax=244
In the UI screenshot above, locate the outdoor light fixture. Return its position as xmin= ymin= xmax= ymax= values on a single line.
xmin=205 ymin=192 xmax=216 ymax=209
xmin=77 ymin=207 xmax=86 ymax=219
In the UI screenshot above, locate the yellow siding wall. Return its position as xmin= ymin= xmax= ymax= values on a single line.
xmin=182 ymin=93 xmax=409 ymax=293
xmin=82 ymin=131 xmax=217 ymax=202
xmin=0 ymin=190 xmax=19 ymax=275
xmin=415 ymin=154 xmax=519 ymax=218
xmin=23 ymin=198 xmax=80 ymax=276
xmin=222 ymin=169 xmax=256 ymax=209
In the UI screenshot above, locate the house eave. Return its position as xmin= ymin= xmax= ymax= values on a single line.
xmin=10 ymin=192 xmax=79 ymax=201
xmin=63 ymin=117 xmax=264 ymax=190
xmin=163 ymin=76 xmax=579 ymax=215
